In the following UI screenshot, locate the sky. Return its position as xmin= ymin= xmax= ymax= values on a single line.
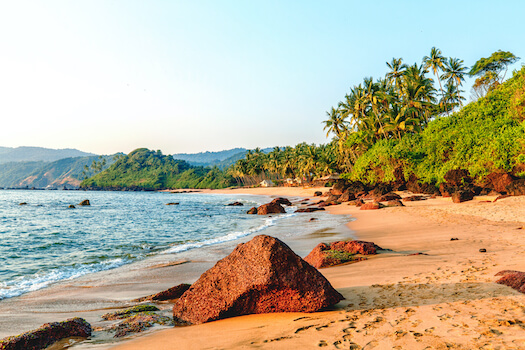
xmin=0 ymin=0 xmax=523 ymax=155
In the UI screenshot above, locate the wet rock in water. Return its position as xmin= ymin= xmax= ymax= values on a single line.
xmin=0 ymin=317 xmax=91 ymax=350
xmin=495 ymin=270 xmax=525 ymax=293
xmin=68 ymin=205 xmax=76 ymax=209
xmin=386 ymin=199 xmax=404 ymax=207
xmin=376 ymin=192 xmax=401 ymax=202
xmin=78 ymin=199 xmax=90 ymax=206
xmin=172 ymin=235 xmax=344 ymax=325
xmin=112 ymin=314 xmax=173 ymax=338
xmin=257 ymin=202 xmax=286 ymax=215
xmin=360 ymin=201 xmax=382 ymax=210
xmin=304 ymin=240 xmax=383 ymax=268
xmin=309 ymin=218 xmax=317 ymax=222
xmin=166 ymin=202 xmax=179 ymax=205
xmin=227 ymin=202 xmax=243 ymax=206
xmin=19 ymin=202 xmax=27 ymax=205
xmin=506 ymin=179 xmax=525 ymax=196
xmin=134 ymin=283 xmax=191 ymax=302
xmin=246 ymin=207 xmax=258 ymax=215
xmin=295 ymin=207 xmax=325 ymax=213
xmin=313 ymin=191 xmax=322 ymax=197
xmin=102 ymin=305 xmax=160 ymax=321
xmin=451 ymin=190 xmax=474 ymax=203
xmin=271 ymin=197 xmax=292 ymax=206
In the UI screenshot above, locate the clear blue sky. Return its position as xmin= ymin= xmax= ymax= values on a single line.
xmin=0 ymin=0 xmax=522 ymax=155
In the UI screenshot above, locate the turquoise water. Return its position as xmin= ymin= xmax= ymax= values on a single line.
xmin=0 ymin=190 xmax=351 ymax=300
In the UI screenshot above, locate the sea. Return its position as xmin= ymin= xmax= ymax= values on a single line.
xmin=0 ymin=190 xmax=353 ymax=301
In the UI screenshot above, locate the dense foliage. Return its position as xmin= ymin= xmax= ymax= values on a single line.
xmin=348 ymin=67 xmax=525 ymax=184
xmin=80 ymin=148 xmax=236 ymax=190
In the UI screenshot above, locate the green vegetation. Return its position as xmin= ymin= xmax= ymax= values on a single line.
xmin=325 ymin=250 xmax=356 ymax=263
xmin=80 ymin=148 xmax=236 ymax=190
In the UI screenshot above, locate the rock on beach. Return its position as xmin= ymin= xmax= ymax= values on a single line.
xmin=172 ymin=235 xmax=343 ymax=325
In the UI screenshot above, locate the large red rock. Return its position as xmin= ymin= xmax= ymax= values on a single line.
xmin=339 ymin=191 xmax=356 ymax=202
xmin=257 ymin=202 xmax=286 ymax=215
xmin=172 ymin=235 xmax=343 ymax=325
xmin=495 ymin=270 xmax=525 ymax=293
xmin=0 ymin=318 xmax=91 ymax=350
xmin=304 ymin=240 xmax=383 ymax=268
xmin=376 ymin=192 xmax=401 ymax=202
xmin=330 ymin=180 xmax=349 ymax=195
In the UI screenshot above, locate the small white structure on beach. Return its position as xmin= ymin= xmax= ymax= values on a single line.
xmin=260 ymin=179 xmax=275 ymax=187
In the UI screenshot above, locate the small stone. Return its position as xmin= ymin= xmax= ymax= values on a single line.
xmin=166 ymin=202 xmax=179 ymax=205
xmin=479 ymin=248 xmax=487 ymax=253
xmin=78 ymin=199 xmax=90 ymax=206
xmin=68 ymin=205 xmax=76 ymax=209
xmin=450 ymin=238 xmax=459 ymax=241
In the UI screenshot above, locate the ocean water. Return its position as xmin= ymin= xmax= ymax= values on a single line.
xmin=0 ymin=190 xmax=352 ymax=300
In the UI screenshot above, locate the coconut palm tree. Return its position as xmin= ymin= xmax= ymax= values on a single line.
xmin=441 ymin=57 xmax=467 ymax=109
xmin=423 ymin=47 xmax=446 ymax=99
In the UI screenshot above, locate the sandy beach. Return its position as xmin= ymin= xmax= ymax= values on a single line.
xmin=111 ymin=187 xmax=525 ymax=350
xmin=1 ymin=186 xmax=524 ymax=349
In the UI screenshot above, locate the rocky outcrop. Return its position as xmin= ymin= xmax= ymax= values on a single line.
xmin=0 ymin=318 xmax=91 ymax=350
xmin=451 ymin=190 xmax=474 ymax=203
xmin=172 ymin=235 xmax=344 ymax=325
xmin=227 ymin=202 xmax=243 ymax=206
xmin=304 ymin=240 xmax=383 ymax=268
xmin=134 ymin=283 xmax=191 ymax=302
xmin=339 ymin=191 xmax=356 ymax=202
xmin=444 ymin=169 xmax=472 ymax=186
xmin=326 ymin=194 xmax=341 ymax=203
xmin=78 ymin=199 xmax=90 ymax=206
xmin=482 ymin=172 xmax=516 ymax=193
xmin=330 ymin=180 xmax=348 ymax=195
xmin=506 ymin=179 xmax=525 ymax=196
xmin=257 ymin=202 xmax=286 ymax=215
xmin=246 ymin=207 xmax=258 ymax=214
xmin=407 ymin=174 xmax=439 ymax=195
xmin=495 ymin=270 xmax=525 ymax=293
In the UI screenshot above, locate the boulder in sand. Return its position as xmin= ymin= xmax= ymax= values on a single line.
xmin=495 ymin=270 xmax=525 ymax=293
xmin=304 ymin=240 xmax=383 ymax=268
xmin=172 ymin=235 xmax=344 ymax=325
xmin=360 ymin=201 xmax=383 ymax=210
xmin=0 ymin=318 xmax=91 ymax=350
xmin=451 ymin=190 xmax=474 ymax=203
xmin=257 ymin=202 xmax=286 ymax=215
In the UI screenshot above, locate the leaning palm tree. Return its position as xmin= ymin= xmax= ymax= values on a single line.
xmin=322 ymin=107 xmax=347 ymax=139
xmin=422 ymin=47 xmax=446 ymax=99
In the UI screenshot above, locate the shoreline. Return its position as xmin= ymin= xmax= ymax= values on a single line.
xmin=0 ymin=186 xmax=348 ymax=346
xmin=112 ymin=188 xmax=525 ymax=350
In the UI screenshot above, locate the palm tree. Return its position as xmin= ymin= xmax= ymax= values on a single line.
xmin=441 ymin=57 xmax=467 ymax=109
xmin=423 ymin=47 xmax=446 ymax=100
xmin=322 ymin=107 xmax=347 ymax=139
xmin=386 ymin=57 xmax=407 ymax=93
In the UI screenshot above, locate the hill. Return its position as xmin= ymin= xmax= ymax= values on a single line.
xmin=172 ymin=147 xmax=272 ymax=168
xmin=0 ymin=155 xmax=115 ymax=189
xmin=0 ymin=146 xmax=95 ymax=164
xmin=81 ymin=148 xmax=235 ymax=190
